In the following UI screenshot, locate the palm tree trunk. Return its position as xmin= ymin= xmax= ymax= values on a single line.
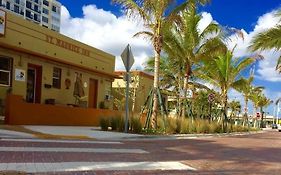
xmin=178 ymin=80 xmax=183 ymax=117
xmin=260 ymin=107 xmax=264 ymax=128
xmin=151 ymin=49 xmax=160 ymax=129
xmin=222 ymin=91 xmax=228 ymax=132
xmin=243 ymin=98 xmax=248 ymax=127
xmin=253 ymin=105 xmax=256 ymax=127
xmin=182 ymin=75 xmax=188 ymax=118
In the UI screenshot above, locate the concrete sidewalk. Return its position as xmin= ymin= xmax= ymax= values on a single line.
xmin=24 ymin=125 xmax=143 ymax=140
xmin=0 ymin=128 xmax=35 ymax=139
xmin=0 ymin=125 xmax=265 ymax=141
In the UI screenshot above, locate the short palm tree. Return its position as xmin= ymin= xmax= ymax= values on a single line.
xmin=257 ymin=95 xmax=272 ymax=128
xmin=228 ymin=100 xmax=241 ymax=127
xmin=249 ymin=9 xmax=281 ymax=72
xmin=196 ymin=51 xmax=256 ymax=131
xmin=232 ymin=74 xmax=264 ymax=126
xmin=112 ymin=0 xmax=193 ymax=128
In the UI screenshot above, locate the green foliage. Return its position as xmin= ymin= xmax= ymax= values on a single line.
xmin=100 ymin=117 xmax=109 ymax=131
xmin=117 ymin=116 xmax=126 ymax=132
xmin=110 ymin=117 xmax=119 ymax=131
xmin=131 ymin=117 xmax=143 ymax=133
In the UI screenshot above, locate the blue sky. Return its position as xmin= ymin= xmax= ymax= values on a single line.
xmin=59 ymin=0 xmax=281 ymax=32
xmin=58 ymin=0 xmax=281 ymax=116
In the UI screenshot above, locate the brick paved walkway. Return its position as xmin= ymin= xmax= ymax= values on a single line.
xmin=0 ymin=130 xmax=280 ymax=174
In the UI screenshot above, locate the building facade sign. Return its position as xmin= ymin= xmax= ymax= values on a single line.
xmin=45 ymin=35 xmax=90 ymax=57
xmin=15 ymin=69 xmax=26 ymax=82
xmin=0 ymin=9 xmax=6 ymax=36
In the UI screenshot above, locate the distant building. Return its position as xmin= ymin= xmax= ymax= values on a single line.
xmin=0 ymin=0 xmax=61 ymax=32
xmin=112 ymin=71 xmax=154 ymax=113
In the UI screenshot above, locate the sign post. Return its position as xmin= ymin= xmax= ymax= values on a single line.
xmin=121 ymin=44 xmax=135 ymax=133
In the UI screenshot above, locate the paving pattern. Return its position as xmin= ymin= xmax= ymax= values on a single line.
xmin=0 ymin=130 xmax=280 ymax=174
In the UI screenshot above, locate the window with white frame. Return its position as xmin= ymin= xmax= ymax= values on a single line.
xmin=52 ymin=67 xmax=61 ymax=89
xmin=0 ymin=57 xmax=12 ymax=86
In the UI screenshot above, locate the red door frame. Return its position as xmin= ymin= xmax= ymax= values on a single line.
xmin=27 ymin=63 xmax=42 ymax=103
xmin=88 ymin=79 xmax=98 ymax=108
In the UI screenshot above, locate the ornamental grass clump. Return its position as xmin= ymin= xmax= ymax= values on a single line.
xmin=196 ymin=119 xmax=210 ymax=134
xmin=131 ymin=116 xmax=143 ymax=133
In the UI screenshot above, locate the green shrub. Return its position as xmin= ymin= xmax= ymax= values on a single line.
xmin=117 ymin=116 xmax=126 ymax=132
xmin=175 ymin=118 xmax=182 ymax=133
xmin=100 ymin=117 xmax=109 ymax=131
xmin=110 ymin=117 xmax=118 ymax=131
xmin=131 ymin=117 xmax=143 ymax=133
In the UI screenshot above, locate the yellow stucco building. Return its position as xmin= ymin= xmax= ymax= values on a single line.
xmin=112 ymin=71 xmax=154 ymax=113
xmin=0 ymin=9 xmax=117 ymax=122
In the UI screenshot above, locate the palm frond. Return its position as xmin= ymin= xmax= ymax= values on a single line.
xmin=276 ymin=55 xmax=281 ymax=72
xmin=249 ymin=25 xmax=281 ymax=51
xmin=112 ymin=0 xmax=150 ymax=22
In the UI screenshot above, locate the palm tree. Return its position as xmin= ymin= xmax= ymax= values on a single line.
xmin=228 ymin=100 xmax=241 ymax=127
xmin=257 ymin=95 xmax=272 ymax=128
xmin=163 ymin=3 xmax=226 ymax=117
xmin=249 ymin=89 xmax=263 ymax=127
xmin=196 ymin=51 xmax=256 ymax=132
xmin=249 ymin=9 xmax=281 ymax=72
xmin=232 ymin=73 xmax=264 ymax=126
xmin=112 ymin=0 xmax=195 ymax=128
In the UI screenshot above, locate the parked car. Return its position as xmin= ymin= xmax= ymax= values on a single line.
xmin=278 ymin=125 xmax=281 ymax=132
xmin=272 ymin=124 xmax=278 ymax=129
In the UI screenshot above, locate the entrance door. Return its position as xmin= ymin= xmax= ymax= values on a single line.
xmin=26 ymin=64 xmax=42 ymax=103
xmin=88 ymin=79 xmax=98 ymax=108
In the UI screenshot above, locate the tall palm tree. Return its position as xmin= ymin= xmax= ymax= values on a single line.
xmin=249 ymin=9 xmax=281 ymax=72
xmin=249 ymin=89 xmax=263 ymax=127
xmin=112 ymin=0 xmax=195 ymax=128
xmin=196 ymin=51 xmax=256 ymax=131
xmin=163 ymin=2 xmax=226 ymax=117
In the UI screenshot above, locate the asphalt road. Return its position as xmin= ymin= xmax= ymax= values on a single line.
xmin=0 ymin=130 xmax=280 ymax=174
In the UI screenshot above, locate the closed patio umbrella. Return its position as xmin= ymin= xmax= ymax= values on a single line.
xmin=73 ymin=73 xmax=85 ymax=104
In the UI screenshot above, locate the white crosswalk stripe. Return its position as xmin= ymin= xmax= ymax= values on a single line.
xmin=1 ymin=138 xmax=123 ymax=144
xmin=0 ymin=162 xmax=196 ymax=173
xmin=0 ymin=147 xmax=148 ymax=153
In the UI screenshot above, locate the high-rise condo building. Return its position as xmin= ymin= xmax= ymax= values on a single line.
xmin=0 ymin=0 xmax=61 ymax=32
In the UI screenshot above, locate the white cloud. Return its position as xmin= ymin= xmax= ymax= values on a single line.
xmin=226 ymin=9 xmax=281 ymax=82
xmin=60 ymin=5 xmax=152 ymax=71
xmin=60 ymin=6 xmax=218 ymax=71
xmin=198 ymin=12 xmax=213 ymax=33
xmin=60 ymin=4 xmax=281 ymax=82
